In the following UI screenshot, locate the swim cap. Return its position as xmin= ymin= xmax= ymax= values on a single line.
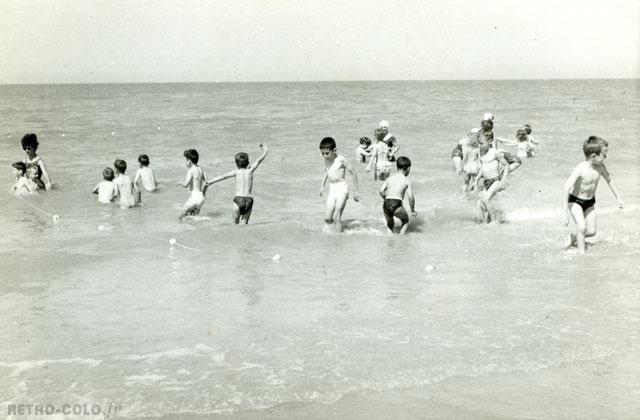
xmin=483 ymin=112 xmax=494 ymax=121
xmin=379 ymin=120 xmax=389 ymax=129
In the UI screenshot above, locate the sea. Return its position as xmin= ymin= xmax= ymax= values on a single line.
xmin=1 ymin=80 xmax=639 ymax=418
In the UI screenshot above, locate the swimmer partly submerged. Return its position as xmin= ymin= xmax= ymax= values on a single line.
xmin=562 ymin=136 xmax=623 ymax=254
xmin=319 ymin=137 xmax=360 ymax=233
xmin=11 ymin=162 xmax=39 ymax=196
xmin=380 ymin=156 xmax=416 ymax=235
xmin=92 ymin=167 xmax=116 ymax=204
xmin=113 ymin=159 xmax=140 ymax=209
xmin=178 ymin=149 xmax=206 ymax=220
xmin=204 ymin=144 xmax=268 ymax=224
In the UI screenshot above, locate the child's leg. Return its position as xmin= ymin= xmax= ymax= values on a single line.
xmin=240 ymin=206 xmax=253 ymax=224
xmin=584 ymin=207 xmax=596 ymax=239
xmin=568 ymin=203 xmax=587 ymax=253
xmin=395 ymin=206 xmax=410 ymax=235
xmin=332 ymin=193 xmax=349 ymax=233
xmin=452 ymin=157 xmax=462 ymax=174
xmin=232 ymin=203 xmax=241 ymax=224
xmin=324 ymin=198 xmax=337 ymax=225
xmin=383 ymin=206 xmax=395 ymax=234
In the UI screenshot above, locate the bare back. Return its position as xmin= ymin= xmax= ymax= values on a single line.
xmin=188 ymin=166 xmax=205 ymax=192
xmin=383 ymin=172 xmax=410 ymax=200
xmin=234 ymin=169 xmax=254 ymax=196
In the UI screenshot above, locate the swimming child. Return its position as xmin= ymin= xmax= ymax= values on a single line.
xmin=11 ymin=162 xmax=39 ymax=196
xmin=21 ymin=133 xmax=52 ymax=190
xmin=562 ymin=136 xmax=623 ymax=254
xmin=461 ymin=136 xmax=481 ymax=191
xmin=134 ymin=154 xmax=158 ymax=192
xmin=475 ymin=143 xmax=510 ymax=223
xmin=92 ymin=167 xmax=116 ymax=204
xmin=356 ymin=137 xmax=374 ymax=163
xmin=367 ymin=129 xmax=393 ymax=181
xmin=204 ymin=144 xmax=268 ymax=224
xmin=113 ymin=159 xmax=139 ymax=209
xmin=379 ymin=156 xmax=417 ymax=235
xmin=178 ymin=149 xmax=206 ymax=220
xmin=319 ymin=137 xmax=360 ymax=233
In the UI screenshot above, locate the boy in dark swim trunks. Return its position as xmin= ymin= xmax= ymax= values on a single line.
xmin=204 ymin=144 xmax=268 ymax=224
xmin=562 ymin=136 xmax=623 ymax=253
xmin=379 ymin=156 xmax=417 ymax=235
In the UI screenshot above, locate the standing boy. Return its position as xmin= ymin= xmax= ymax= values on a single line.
xmin=113 ymin=159 xmax=139 ymax=209
xmin=379 ymin=156 xmax=417 ymax=234
xmin=319 ymin=137 xmax=360 ymax=233
xmin=562 ymin=136 xmax=623 ymax=253
xmin=178 ymin=149 xmax=206 ymax=220
xmin=204 ymin=144 xmax=268 ymax=224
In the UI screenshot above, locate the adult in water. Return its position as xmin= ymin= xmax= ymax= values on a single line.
xmin=377 ymin=120 xmax=398 ymax=162
xmin=451 ymin=128 xmax=480 ymax=174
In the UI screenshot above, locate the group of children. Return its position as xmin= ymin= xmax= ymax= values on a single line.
xmin=11 ymin=120 xmax=625 ymax=249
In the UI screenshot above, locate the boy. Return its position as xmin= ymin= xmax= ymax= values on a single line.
xmin=319 ymin=137 xmax=360 ymax=233
xmin=379 ymin=156 xmax=417 ymax=234
xmin=11 ymin=162 xmax=38 ymax=196
xmin=113 ymin=159 xmax=139 ymax=209
xmin=92 ymin=167 xmax=116 ymax=204
xmin=367 ymin=129 xmax=393 ymax=181
xmin=21 ymin=133 xmax=52 ymax=190
xmin=475 ymin=144 xmax=509 ymax=223
xmin=178 ymin=149 xmax=206 ymax=220
xmin=524 ymin=124 xmax=539 ymax=156
xmin=204 ymin=144 xmax=268 ymax=224
xmin=134 ymin=154 xmax=158 ymax=192
xmin=562 ymin=136 xmax=623 ymax=253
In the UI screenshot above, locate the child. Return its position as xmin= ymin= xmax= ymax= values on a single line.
xmin=21 ymin=133 xmax=52 ymax=190
xmin=204 ymin=144 xmax=268 ymax=224
xmin=475 ymin=144 xmax=509 ymax=223
xmin=356 ymin=137 xmax=374 ymax=163
xmin=11 ymin=162 xmax=38 ymax=196
xmin=113 ymin=159 xmax=139 ymax=209
xmin=497 ymin=129 xmax=529 ymax=160
xmin=92 ymin=167 xmax=116 ymax=204
xmin=134 ymin=154 xmax=158 ymax=192
xmin=461 ymin=136 xmax=481 ymax=192
xmin=367 ymin=129 xmax=393 ymax=181
xmin=562 ymin=136 xmax=623 ymax=254
xmin=451 ymin=128 xmax=480 ymax=175
xmin=524 ymin=124 xmax=539 ymax=156
xmin=178 ymin=149 xmax=206 ymax=220
xmin=379 ymin=156 xmax=417 ymax=234
xmin=319 ymin=137 xmax=360 ymax=233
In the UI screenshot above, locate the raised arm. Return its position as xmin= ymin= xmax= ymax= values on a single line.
xmin=249 ymin=144 xmax=269 ymax=173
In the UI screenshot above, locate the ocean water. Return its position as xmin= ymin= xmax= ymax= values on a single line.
xmin=0 ymin=80 xmax=639 ymax=417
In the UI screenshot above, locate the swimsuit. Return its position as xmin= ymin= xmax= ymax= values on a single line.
xmin=502 ymin=152 xmax=521 ymax=165
xmin=184 ymin=190 xmax=205 ymax=210
xmin=376 ymin=162 xmax=393 ymax=181
xmin=451 ymin=144 xmax=463 ymax=159
xmin=568 ymin=194 xmax=595 ymax=213
xmin=233 ymin=196 xmax=254 ymax=215
xmin=383 ymin=198 xmax=403 ymax=217
xmin=484 ymin=177 xmax=500 ymax=190
xmin=327 ymin=180 xmax=349 ymax=204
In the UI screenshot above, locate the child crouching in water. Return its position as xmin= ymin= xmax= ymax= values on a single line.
xmin=12 ymin=162 xmax=39 ymax=196
xmin=379 ymin=156 xmax=416 ymax=234
xmin=204 ymin=144 xmax=268 ymax=224
xmin=562 ymin=136 xmax=623 ymax=253
xmin=92 ymin=167 xmax=116 ymax=204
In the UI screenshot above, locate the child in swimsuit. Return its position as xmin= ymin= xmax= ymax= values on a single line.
xmin=11 ymin=162 xmax=39 ymax=196
xmin=356 ymin=137 xmax=374 ymax=164
xmin=562 ymin=136 xmax=623 ymax=254
xmin=21 ymin=133 xmax=52 ymax=190
xmin=524 ymin=124 xmax=539 ymax=157
xmin=367 ymin=130 xmax=393 ymax=181
xmin=475 ymin=144 xmax=509 ymax=223
xmin=452 ymin=128 xmax=480 ymax=175
xmin=113 ymin=159 xmax=139 ymax=209
xmin=178 ymin=149 xmax=206 ymax=220
xmin=461 ymin=136 xmax=481 ymax=192
xmin=319 ymin=137 xmax=360 ymax=233
xmin=134 ymin=154 xmax=158 ymax=192
xmin=379 ymin=157 xmax=417 ymax=235
xmin=92 ymin=167 xmax=116 ymax=204
xmin=204 ymin=144 xmax=268 ymax=224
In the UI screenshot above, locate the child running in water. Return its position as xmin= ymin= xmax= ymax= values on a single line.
xmin=562 ymin=136 xmax=623 ymax=253
xmin=178 ymin=149 xmax=206 ymax=220
xmin=476 ymin=144 xmax=509 ymax=223
xmin=319 ymin=137 xmax=360 ymax=233
xmin=113 ymin=159 xmax=139 ymax=209
xmin=21 ymin=133 xmax=52 ymax=190
xmin=92 ymin=167 xmax=116 ymax=204
xmin=379 ymin=157 xmax=417 ymax=234
xmin=204 ymin=144 xmax=268 ymax=224
xmin=11 ymin=162 xmax=39 ymax=196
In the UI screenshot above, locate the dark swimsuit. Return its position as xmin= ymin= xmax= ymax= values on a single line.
xmin=483 ymin=177 xmax=500 ymax=190
xmin=233 ymin=196 xmax=254 ymax=215
xmin=568 ymin=194 xmax=595 ymax=213
xmin=383 ymin=199 xmax=403 ymax=216
xmin=502 ymin=152 xmax=521 ymax=165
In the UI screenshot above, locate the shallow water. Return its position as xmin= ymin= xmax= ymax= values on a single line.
xmin=1 ymin=80 xmax=639 ymax=417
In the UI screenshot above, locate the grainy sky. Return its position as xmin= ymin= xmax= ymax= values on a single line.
xmin=1 ymin=0 xmax=638 ymax=83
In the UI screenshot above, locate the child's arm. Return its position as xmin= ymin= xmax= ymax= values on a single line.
xmin=496 ymin=137 xmax=516 ymax=146
xmin=366 ymin=144 xmax=377 ymax=176
xmin=379 ymin=179 xmax=388 ymax=199
xmin=344 ymin=158 xmax=360 ymax=201
xmin=319 ymin=172 xmax=327 ymax=197
xmin=38 ymin=159 xmax=52 ymax=190
xmin=249 ymin=144 xmax=268 ymax=173
xmin=92 ymin=184 xmax=99 ymax=195
xmin=177 ymin=169 xmax=194 ymax=188
xmin=205 ymin=170 xmax=236 ymax=187
xmin=562 ymin=166 xmax=581 ymax=226
xmin=406 ymin=180 xmax=417 ymax=217
xmin=600 ymin=165 xmax=624 ymax=208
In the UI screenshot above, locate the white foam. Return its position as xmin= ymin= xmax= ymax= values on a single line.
xmin=124 ymin=344 xmax=226 ymax=365
xmin=505 ymin=204 xmax=638 ymax=222
xmin=0 ymin=358 xmax=101 ymax=377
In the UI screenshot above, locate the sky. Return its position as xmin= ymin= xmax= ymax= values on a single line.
xmin=0 ymin=0 xmax=638 ymax=83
